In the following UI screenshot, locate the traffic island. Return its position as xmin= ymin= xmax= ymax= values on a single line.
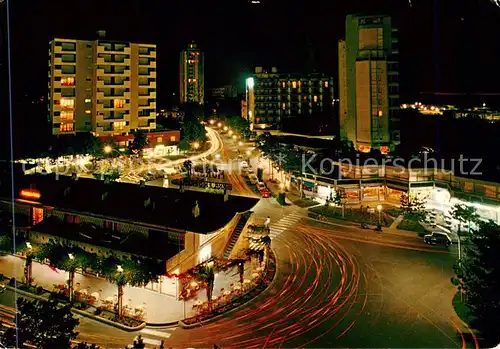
xmin=179 ymin=250 xmax=277 ymax=329
xmin=452 ymin=291 xmax=476 ymax=328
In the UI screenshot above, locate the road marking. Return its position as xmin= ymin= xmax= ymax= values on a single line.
xmin=142 ymin=337 xmax=162 ymax=346
xmin=269 ymin=213 xmax=303 ymax=238
xmin=140 ymin=328 xmax=173 ymax=338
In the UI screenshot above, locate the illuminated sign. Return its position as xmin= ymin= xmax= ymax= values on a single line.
xmin=20 ymin=189 xmax=41 ymax=200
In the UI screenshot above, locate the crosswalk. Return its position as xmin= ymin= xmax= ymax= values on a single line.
xmin=268 ymin=212 xmax=303 ymax=238
xmin=136 ymin=326 xmax=177 ymax=348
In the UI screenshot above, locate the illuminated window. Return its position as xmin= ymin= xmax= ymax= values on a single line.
xmin=324 ymin=81 xmax=329 ymax=87
xmin=298 ymin=81 xmax=301 ymax=87
xmin=113 ymin=121 xmax=126 ymax=130
xmin=282 ymin=103 xmax=285 ymax=109
xmin=32 ymin=207 xmax=44 ymax=225
xmin=303 ymin=96 xmax=307 ymax=100
xmin=61 ymin=77 xmax=75 ymax=86
xmin=85 ymin=98 xmax=91 ymax=103
xmin=170 ymin=136 xmax=176 ymax=142
xmin=60 ymin=111 xmax=74 ymax=120
xmin=60 ymin=98 xmax=74 ymax=109
xmin=157 ymin=137 xmax=163 ymax=143
xmin=378 ymin=110 xmax=383 ymax=117
xmin=85 ymin=110 xmax=91 ymax=115
xmin=281 ymin=82 xmax=285 ymax=88
xmin=60 ymin=123 xmax=74 ymax=132
xmin=292 ymin=81 xmax=297 ymax=89
xmin=313 ymin=95 xmax=318 ymax=102
xmin=113 ymin=99 xmax=125 ymax=108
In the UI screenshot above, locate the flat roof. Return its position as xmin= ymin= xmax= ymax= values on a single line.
xmin=1 ymin=173 xmax=259 ymax=234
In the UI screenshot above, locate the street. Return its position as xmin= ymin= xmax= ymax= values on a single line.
xmin=160 ymin=210 xmax=476 ymax=348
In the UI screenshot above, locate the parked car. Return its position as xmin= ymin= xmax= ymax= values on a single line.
xmin=424 ymin=231 xmax=452 ymax=248
xmin=256 ymin=182 xmax=266 ymax=191
xmin=259 ymin=187 xmax=271 ymax=198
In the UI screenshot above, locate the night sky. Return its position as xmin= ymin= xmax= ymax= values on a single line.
xmin=4 ymin=0 xmax=500 ymax=105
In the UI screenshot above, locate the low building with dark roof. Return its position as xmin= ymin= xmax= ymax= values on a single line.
xmin=0 ymin=172 xmax=259 ymax=278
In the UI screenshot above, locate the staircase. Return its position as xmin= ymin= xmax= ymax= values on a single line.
xmin=223 ymin=214 xmax=251 ymax=259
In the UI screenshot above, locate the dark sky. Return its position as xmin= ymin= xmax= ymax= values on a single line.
xmin=5 ymin=0 xmax=500 ymax=106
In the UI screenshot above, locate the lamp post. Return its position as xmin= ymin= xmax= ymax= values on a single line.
xmin=68 ymin=253 xmax=75 ymax=302
xmin=377 ymin=205 xmax=383 ymax=224
xmin=116 ymin=265 xmax=124 ymax=319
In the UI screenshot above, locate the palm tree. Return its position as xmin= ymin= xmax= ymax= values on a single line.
xmin=260 ymin=236 xmax=272 ymax=266
xmin=197 ymin=264 xmax=215 ymax=311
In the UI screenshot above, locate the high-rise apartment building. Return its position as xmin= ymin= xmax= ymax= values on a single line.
xmin=179 ymin=42 xmax=204 ymax=104
xmin=48 ymin=33 xmax=157 ymax=136
xmin=338 ymin=15 xmax=400 ymax=153
xmin=245 ymin=67 xmax=334 ymax=129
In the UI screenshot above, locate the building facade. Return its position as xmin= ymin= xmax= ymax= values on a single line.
xmin=48 ymin=34 xmax=157 ymax=136
xmin=245 ymin=67 xmax=334 ymax=129
xmin=338 ymin=15 xmax=400 ymax=153
xmin=210 ymin=85 xmax=238 ymax=101
xmin=179 ymin=42 xmax=204 ymax=104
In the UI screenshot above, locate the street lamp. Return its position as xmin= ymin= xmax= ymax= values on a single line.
xmin=104 ymin=145 xmax=113 ymax=154
xmin=192 ymin=142 xmax=200 ymax=150
xmin=238 ymin=141 xmax=243 ymax=147
xmin=377 ymin=205 xmax=383 ymax=224
xmin=228 ymin=130 xmax=233 ymax=135
xmin=209 ymin=119 xmax=215 ymax=125
xmin=26 ymin=242 xmax=32 ymax=250
xmin=232 ymin=135 xmax=237 ymax=140
xmin=225 ymin=127 xmax=230 ymax=132
xmin=217 ymin=122 xmax=222 ymax=128
xmin=68 ymin=253 xmax=75 ymax=260
xmin=117 ymin=265 xmax=124 ymax=273
xmin=245 ymin=150 xmax=251 ymax=156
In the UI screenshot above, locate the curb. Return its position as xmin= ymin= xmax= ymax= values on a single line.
xmin=178 ymin=248 xmax=279 ymax=329
xmin=145 ymin=320 xmax=179 ymax=327
xmin=4 ymin=285 xmax=146 ymax=332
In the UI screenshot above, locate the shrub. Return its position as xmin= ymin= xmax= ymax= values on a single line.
xmin=35 ymin=286 xmax=45 ymax=295
xmin=8 ymin=277 xmax=16 ymax=286
xmin=94 ymin=307 xmax=102 ymax=316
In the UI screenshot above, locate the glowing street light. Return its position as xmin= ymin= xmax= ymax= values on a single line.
xmin=68 ymin=253 xmax=75 ymax=260
xmin=238 ymin=141 xmax=243 ymax=146
xmin=224 ymin=126 xmax=229 ymax=131
xmin=228 ymin=130 xmax=233 ymax=135
xmin=104 ymin=145 xmax=113 ymax=154
xmin=192 ymin=142 xmax=200 ymax=150
xmin=377 ymin=204 xmax=383 ymax=224
xmin=245 ymin=150 xmax=251 ymax=156
xmin=117 ymin=265 xmax=124 ymax=273
xmin=217 ymin=122 xmax=222 ymax=128
xmin=209 ymin=119 xmax=215 ymax=125
xmin=26 ymin=242 xmax=32 ymax=250
xmin=232 ymin=135 xmax=237 ymax=140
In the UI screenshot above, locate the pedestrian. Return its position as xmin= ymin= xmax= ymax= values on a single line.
xmin=160 ymin=340 xmax=165 ymax=349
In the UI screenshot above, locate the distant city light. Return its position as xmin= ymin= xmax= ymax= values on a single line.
xmin=251 ymin=0 xmax=260 ymax=3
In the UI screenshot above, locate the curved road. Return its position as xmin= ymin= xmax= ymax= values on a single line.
xmin=164 ymin=212 xmax=477 ymax=348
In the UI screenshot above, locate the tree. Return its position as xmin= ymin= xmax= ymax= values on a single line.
xmin=452 ymin=221 xmax=500 ymax=345
xmin=400 ymin=192 xmax=427 ymax=221
xmin=180 ymin=103 xmax=205 ymax=148
xmin=183 ymin=160 xmax=193 ymax=181
xmin=197 ymin=264 xmax=215 ymax=311
xmin=129 ymin=129 xmax=148 ymax=155
xmin=260 ymin=235 xmax=272 ymax=266
xmin=2 ymin=297 xmax=79 ymax=348
xmin=452 ymin=203 xmax=479 ymax=233
xmin=333 ymin=189 xmax=347 ymax=217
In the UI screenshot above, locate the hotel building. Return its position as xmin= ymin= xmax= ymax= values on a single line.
xmin=179 ymin=42 xmax=204 ymax=104
xmin=338 ymin=14 xmax=400 ymax=153
xmin=48 ymin=33 xmax=157 ymax=136
xmin=245 ymin=67 xmax=334 ymax=129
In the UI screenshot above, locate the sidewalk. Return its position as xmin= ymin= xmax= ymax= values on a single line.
xmin=0 ymin=255 xmax=257 ymax=324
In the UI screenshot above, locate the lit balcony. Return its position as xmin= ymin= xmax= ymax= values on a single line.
xmin=97 ymin=46 xmax=131 ymax=54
